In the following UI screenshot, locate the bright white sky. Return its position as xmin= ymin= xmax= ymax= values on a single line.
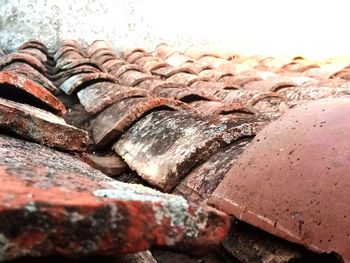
xmin=2 ymin=0 xmax=349 ymax=59
xmin=139 ymin=0 xmax=350 ymax=59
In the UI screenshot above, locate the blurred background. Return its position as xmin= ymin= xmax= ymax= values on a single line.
xmin=0 ymin=0 xmax=349 ymax=59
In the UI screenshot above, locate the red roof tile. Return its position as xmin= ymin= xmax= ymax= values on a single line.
xmin=0 ymin=134 xmax=228 ymax=260
xmin=209 ymin=98 xmax=350 ymax=262
xmin=1 ymin=38 xmax=350 ymax=262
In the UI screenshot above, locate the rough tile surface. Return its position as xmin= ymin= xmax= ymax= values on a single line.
xmin=0 ymin=97 xmax=88 ymax=151
xmin=0 ymin=134 xmax=229 ymax=261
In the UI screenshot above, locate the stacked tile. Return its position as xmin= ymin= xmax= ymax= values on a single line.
xmin=161 ymin=45 xmax=350 ymax=112
xmin=94 ymin=45 xmax=285 ymax=202
xmin=122 ymin=45 xmax=262 ymax=118
xmin=248 ymin=56 xmax=350 ymax=106
xmin=59 ymin=45 xmax=272 ymax=262
xmin=146 ymin=44 xmax=291 ymax=117
xmin=120 ymin=45 xmax=350 ymax=263
xmin=0 ymin=39 xmax=89 ymax=151
xmin=3 ymin=38 xmax=348 ymax=262
xmin=0 ymin=39 xmax=230 ymax=261
xmin=62 ymin=42 xmax=254 ymax=263
xmin=120 ymin=46 xmax=312 ymax=262
xmin=52 ymin=40 xmax=118 ymax=95
xmin=72 ymin=42 xmax=267 ymax=197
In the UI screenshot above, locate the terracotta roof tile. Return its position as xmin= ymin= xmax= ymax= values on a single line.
xmin=77 ymin=82 xmax=149 ymax=114
xmin=91 ymin=97 xmax=191 ymax=147
xmin=174 ymin=137 xmax=251 ymax=203
xmin=3 ymin=62 xmax=59 ymax=94
xmin=0 ymin=52 xmax=50 ymax=76
xmin=114 ymin=110 xmax=266 ymax=192
xmin=0 ymin=134 xmax=228 ymax=260
xmin=1 ymin=38 xmax=349 ymax=262
xmin=18 ymin=39 xmax=50 ymax=57
xmin=55 ymin=58 xmax=106 ymax=74
xmin=0 ymin=71 xmax=66 ymax=115
xmin=209 ymin=98 xmax=350 ymax=263
xmin=51 ymin=65 xmax=101 ymax=86
xmin=0 ymin=97 xmax=88 ymax=151
xmin=59 ymin=72 xmax=118 ymax=95
xmin=242 ymin=79 xmax=298 ymax=92
xmin=86 ymin=40 xmax=113 ymax=57
xmin=117 ymin=69 xmax=156 ymax=87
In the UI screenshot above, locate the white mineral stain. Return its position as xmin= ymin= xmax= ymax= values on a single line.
xmin=69 ymin=211 xmax=85 ymax=223
xmin=25 ymin=202 xmax=37 ymax=212
xmin=93 ymin=180 xmax=205 ymax=245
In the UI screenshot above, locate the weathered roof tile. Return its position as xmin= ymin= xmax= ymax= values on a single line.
xmin=209 ymin=98 xmax=350 ymax=263
xmin=0 ymin=97 xmax=88 ymax=151
xmin=114 ymin=110 xmax=266 ymax=192
xmin=0 ymin=134 xmax=229 ymax=260
xmin=0 ymin=71 xmax=66 ymax=115
xmin=91 ymin=97 xmax=191 ymax=147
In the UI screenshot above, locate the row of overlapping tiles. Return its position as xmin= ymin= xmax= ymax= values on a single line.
xmin=1 ymin=38 xmax=350 ymax=197
xmin=0 ymin=40 xmax=232 ymax=261
xmin=0 ymin=39 xmax=349 ymax=262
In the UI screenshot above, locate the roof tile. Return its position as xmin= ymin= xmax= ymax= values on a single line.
xmin=209 ymin=98 xmax=350 ymax=263
xmin=0 ymin=134 xmax=228 ymax=260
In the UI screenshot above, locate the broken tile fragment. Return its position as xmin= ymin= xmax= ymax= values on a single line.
xmin=0 ymin=134 xmax=229 ymax=261
xmin=0 ymin=97 xmax=88 ymax=151
xmin=81 ymin=153 xmax=129 ymax=177
xmin=0 ymin=71 xmax=66 ymax=115
xmin=114 ymin=110 xmax=266 ymax=192
xmin=91 ymin=97 xmax=192 ymax=147
xmin=77 ymin=82 xmax=149 ymax=114
xmin=209 ymin=98 xmax=350 ymax=263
